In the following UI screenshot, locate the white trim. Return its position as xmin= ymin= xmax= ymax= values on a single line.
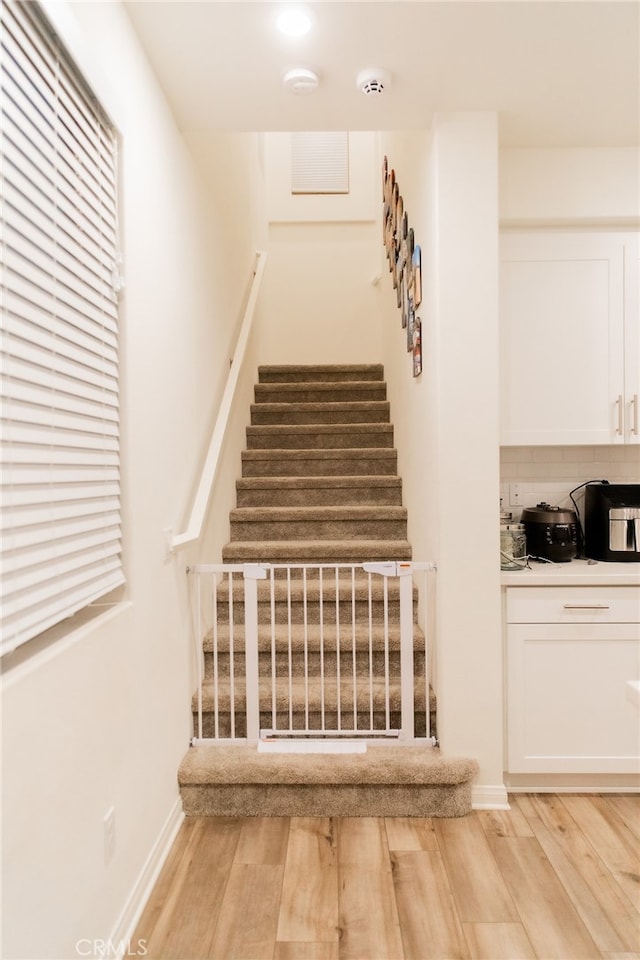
xmin=472 ymin=783 xmax=510 ymax=810
xmin=505 ymin=773 xmax=640 ymax=794
xmin=110 ymin=797 xmax=185 ymax=960
xmin=1 ymin=601 xmax=132 ymax=684
xmin=507 ymin=785 xmax=640 ymax=794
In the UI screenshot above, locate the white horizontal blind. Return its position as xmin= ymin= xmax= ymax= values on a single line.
xmin=1 ymin=0 xmax=124 ymax=655
xmin=291 ymin=132 xmax=350 ymax=195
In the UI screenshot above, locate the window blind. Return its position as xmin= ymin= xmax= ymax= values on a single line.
xmin=1 ymin=0 xmax=124 ymax=655
xmin=291 ymin=132 xmax=350 ymax=195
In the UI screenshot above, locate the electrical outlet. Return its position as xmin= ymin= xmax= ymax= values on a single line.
xmin=510 ymin=483 xmax=523 ymax=506
xmin=103 ymin=806 xmax=116 ymax=865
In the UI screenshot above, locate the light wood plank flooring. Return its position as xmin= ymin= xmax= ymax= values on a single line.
xmin=129 ymin=795 xmax=639 ymax=960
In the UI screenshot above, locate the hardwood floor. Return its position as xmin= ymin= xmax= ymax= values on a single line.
xmin=129 ymin=795 xmax=640 ymax=960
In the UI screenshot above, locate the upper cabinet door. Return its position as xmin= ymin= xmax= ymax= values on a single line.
xmin=500 ymin=231 xmax=634 ymax=445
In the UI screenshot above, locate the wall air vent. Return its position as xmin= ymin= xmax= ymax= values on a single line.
xmin=291 ymin=132 xmax=350 ymax=195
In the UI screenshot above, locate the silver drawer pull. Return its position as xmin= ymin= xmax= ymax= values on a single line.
xmin=563 ymin=603 xmax=610 ymax=610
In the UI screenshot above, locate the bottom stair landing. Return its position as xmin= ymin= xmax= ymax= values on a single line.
xmin=178 ymin=743 xmax=479 ymax=818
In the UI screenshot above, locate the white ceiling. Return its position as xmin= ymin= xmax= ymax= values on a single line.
xmin=123 ymin=1 xmax=640 ymax=147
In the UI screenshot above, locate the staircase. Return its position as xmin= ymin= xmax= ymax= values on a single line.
xmin=178 ymin=365 xmax=478 ymax=817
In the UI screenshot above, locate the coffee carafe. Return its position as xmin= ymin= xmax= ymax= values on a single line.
xmin=585 ymin=483 xmax=640 ymax=562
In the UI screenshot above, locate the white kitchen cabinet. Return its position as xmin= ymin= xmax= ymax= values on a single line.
xmin=500 ymin=231 xmax=639 ymax=445
xmin=505 ymin=585 xmax=640 ymax=774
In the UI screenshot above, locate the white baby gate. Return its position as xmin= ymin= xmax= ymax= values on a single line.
xmin=187 ymin=561 xmax=437 ymax=746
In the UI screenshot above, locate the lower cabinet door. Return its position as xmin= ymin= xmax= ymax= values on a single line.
xmin=507 ymin=622 xmax=640 ymax=773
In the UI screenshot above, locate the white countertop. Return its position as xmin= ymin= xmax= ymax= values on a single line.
xmin=501 ymin=557 xmax=640 ymax=587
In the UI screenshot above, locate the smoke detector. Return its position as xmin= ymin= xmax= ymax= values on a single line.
xmin=283 ymin=68 xmax=319 ymax=95
xmin=356 ymin=68 xmax=390 ymax=96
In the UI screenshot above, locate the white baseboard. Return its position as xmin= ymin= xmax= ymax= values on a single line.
xmin=472 ymin=783 xmax=510 ymax=810
xmin=111 ymin=796 xmax=185 ymax=960
xmin=504 ymin=772 xmax=640 ymax=793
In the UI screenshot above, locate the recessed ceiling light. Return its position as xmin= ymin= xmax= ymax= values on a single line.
xmin=277 ymin=7 xmax=312 ymax=37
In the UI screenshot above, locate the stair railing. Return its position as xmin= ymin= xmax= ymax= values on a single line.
xmin=187 ymin=560 xmax=437 ymax=746
xmin=169 ymin=251 xmax=267 ymax=554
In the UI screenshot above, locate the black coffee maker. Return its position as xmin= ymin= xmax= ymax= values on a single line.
xmin=584 ymin=482 xmax=640 ymax=562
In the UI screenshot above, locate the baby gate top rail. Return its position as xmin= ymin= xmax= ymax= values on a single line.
xmin=187 ymin=561 xmax=437 ymax=746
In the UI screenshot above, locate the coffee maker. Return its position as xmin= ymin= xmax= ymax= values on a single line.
xmin=584 ymin=483 xmax=640 ymax=562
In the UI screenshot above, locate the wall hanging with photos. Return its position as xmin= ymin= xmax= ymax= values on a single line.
xmin=382 ymin=156 xmax=422 ymax=377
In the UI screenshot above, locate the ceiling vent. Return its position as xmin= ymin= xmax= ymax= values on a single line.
xmin=283 ymin=68 xmax=319 ymax=95
xmin=357 ymin=68 xmax=390 ymax=96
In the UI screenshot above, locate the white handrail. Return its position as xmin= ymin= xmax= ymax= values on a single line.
xmin=171 ymin=250 xmax=267 ymax=552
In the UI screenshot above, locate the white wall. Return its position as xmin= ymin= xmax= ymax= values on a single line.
xmin=376 ymin=132 xmax=434 ymax=557
xmin=265 ymin=132 xmax=378 ymax=224
xmin=500 ymin=147 xmax=640 ymax=225
xmin=380 ymin=116 xmax=505 ymax=803
xmin=1 ymin=3 xmax=265 ymax=958
xmin=257 ymin=221 xmax=383 ymax=365
xmin=256 ymin=132 xmax=384 ymax=365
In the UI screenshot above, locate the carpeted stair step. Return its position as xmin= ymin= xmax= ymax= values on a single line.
xmin=204 ymin=622 xmax=423 ymax=652
xmin=258 ymin=364 xmax=384 ymax=384
xmin=212 ymin=599 xmax=416 ymax=627
xmin=246 ymin=423 xmax=394 ymax=450
xmin=203 ymin=624 xmax=435 ymax=688
xmin=192 ymin=683 xmax=436 ymax=741
xmin=202 ymin=623 xmax=428 ymax=677
xmin=222 ymin=539 xmax=412 ymax=565
xmin=254 ymin=381 xmax=388 ymax=404
xmin=235 ymin=476 xmax=403 ymax=508
xmin=228 ymin=505 xmax=407 ymax=542
xmin=178 ymin=744 xmax=478 ymax=817
xmin=193 ymin=710 xmax=435 ymax=741
xmin=193 ymin=715 xmax=437 ymax=742
xmin=212 ymin=574 xmax=417 ymax=624
xmin=195 ymin=676 xmax=435 ymax=715
xmin=241 ymin=448 xmax=398 ymax=478
xmin=203 ymin=648 xmax=427 ymax=682
xmin=250 ymin=400 xmax=390 ymax=426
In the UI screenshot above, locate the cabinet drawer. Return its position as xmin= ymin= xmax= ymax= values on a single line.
xmin=506 ymin=586 xmax=640 ymax=624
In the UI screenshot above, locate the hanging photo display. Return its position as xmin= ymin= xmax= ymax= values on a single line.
xmin=382 ymin=156 xmax=423 ymax=377
xmin=413 ymin=318 xmax=422 ymax=377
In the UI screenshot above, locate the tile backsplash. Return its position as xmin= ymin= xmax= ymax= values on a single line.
xmin=500 ymin=445 xmax=640 ymax=519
